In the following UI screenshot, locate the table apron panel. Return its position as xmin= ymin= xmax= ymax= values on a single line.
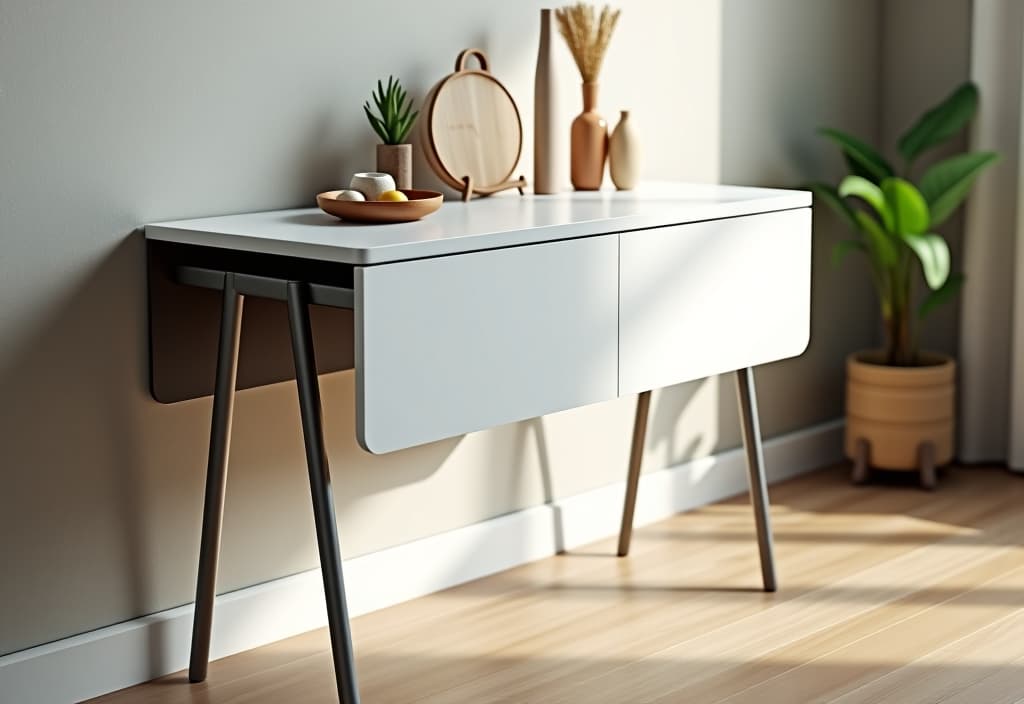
xmin=355 ymin=235 xmax=620 ymax=454
xmin=619 ymin=208 xmax=812 ymax=395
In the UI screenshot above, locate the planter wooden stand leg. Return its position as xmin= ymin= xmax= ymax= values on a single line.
xmin=851 ymin=437 xmax=870 ymax=485
xmin=919 ymin=441 xmax=937 ymax=491
xmin=850 ymin=437 xmax=939 ymax=490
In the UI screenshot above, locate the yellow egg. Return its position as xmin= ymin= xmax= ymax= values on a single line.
xmin=377 ymin=190 xmax=408 ymax=202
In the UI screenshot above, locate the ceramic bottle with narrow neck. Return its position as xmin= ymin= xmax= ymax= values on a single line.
xmin=534 ymin=8 xmax=565 ymax=194
xmin=609 ymin=110 xmax=638 ymax=190
xmin=570 ymin=82 xmax=608 ymax=190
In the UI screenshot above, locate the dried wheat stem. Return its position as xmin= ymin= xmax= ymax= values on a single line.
xmin=555 ymin=3 xmax=621 ymax=83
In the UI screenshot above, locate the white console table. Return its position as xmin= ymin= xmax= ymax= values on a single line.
xmin=145 ymin=182 xmax=812 ymax=703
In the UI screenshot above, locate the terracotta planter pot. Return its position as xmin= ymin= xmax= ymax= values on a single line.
xmin=845 ymin=350 xmax=955 ymax=487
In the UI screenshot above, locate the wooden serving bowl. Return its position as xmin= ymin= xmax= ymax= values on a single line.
xmin=316 ymin=189 xmax=444 ymax=224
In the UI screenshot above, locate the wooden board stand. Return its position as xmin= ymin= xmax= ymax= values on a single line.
xmin=459 ymin=174 xmax=527 ymax=202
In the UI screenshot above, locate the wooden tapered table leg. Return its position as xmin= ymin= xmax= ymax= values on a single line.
xmin=617 ymin=390 xmax=652 ymax=557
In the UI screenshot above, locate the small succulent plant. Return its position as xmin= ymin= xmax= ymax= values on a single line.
xmin=363 ymin=76 xmax=418 ymax=145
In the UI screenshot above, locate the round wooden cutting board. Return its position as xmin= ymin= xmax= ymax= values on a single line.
xmin=422 ymin=49 xmax=526 ymax=200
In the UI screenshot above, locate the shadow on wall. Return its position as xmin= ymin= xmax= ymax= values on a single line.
xmin=649 ymin=380 xmax=713 ymax=469
xmin=0 ymin=234 xmax=152 ymax=655
xmin=524 ymin=419 xmax=563 ymax=550
xmin=0 ymin=231 xmax=460 ymax=656
xmin=407 ymin=30 xmax=494 ymax=201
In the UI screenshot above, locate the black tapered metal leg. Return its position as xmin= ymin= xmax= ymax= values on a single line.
xmin=735 ymin=367 xmax=778 ymax=592
xmin=287 ymin=281 xmax=361 ymax=704
xmin=618 ymin=390 xmax=652 ymax=557
xmin=189 ymin=275 xmax=244 ymax=683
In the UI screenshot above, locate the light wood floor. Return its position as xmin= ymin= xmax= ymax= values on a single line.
xmin=91 ymin=465 xmax=1024 ymax=704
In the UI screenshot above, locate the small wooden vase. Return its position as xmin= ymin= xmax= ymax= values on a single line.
xmin=376 ymin=143 xmax=412 ymax=190
xmin=570 ymin=82 xmax=608 ymax=190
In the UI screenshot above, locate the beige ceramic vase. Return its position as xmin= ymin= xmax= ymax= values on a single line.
xmin=845 ymin=351 xmax=955 ymax=489
xmin=534 ymin=8 xmax=563 ymax=194
xmin=609 ymin=110 xmax=638 ymax=190
xmin=570 ymin=82 xmax=608 ymax=190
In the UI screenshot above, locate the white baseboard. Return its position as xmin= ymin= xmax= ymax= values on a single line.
xmin=0 ymin=418 xmax=844 ymax=704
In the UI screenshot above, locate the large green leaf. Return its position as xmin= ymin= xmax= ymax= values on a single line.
xmin=918 ymin=273 xmax=964 ymax=319
xmin=832 ymin=239 xmax=867 ymax=267
xmin=901 ymin=232 xmax=950 ymax=290
xmin=881 ymin=178 xmax=930 ymax=234
xmin=806 ymin=182 xmax=858 ymax=231
xmin=818 ymin=127 xmax=894 ymax=183
xmin=839 ymin=175 xmax=894 ymax=231
xmin=898 ymin=82 xmax=979 ymax=164
xmin=919 ymin=151 xmax=1001 ymax=227
xmin=855 ymin=211 xmax=898 ymax=268
xmin=842 ymin=156 xmax=877 ymax=182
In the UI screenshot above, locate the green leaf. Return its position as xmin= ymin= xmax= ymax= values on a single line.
xmin=395 ymin=110 xmax=418 ymax=143
xmin=844 ymin=155 xmax=883 ymax=183
xmin=839 ymin=175 xmax=894 ymax=231
xmin=919 ymin=151 xmax=1000 ymax=227
xmin=898 ymin=82 xmax=978 ymax=164
xmin=901 ymin=232 xmax=950 ymax=290
xmin=363 ymin=105 xmax=389 ymax=143
xmin=806 ymin=182 xmax=858 ymax=231
xmin=818 ymin=127 xmax=894 ymax=183
xmin=881 ymin=177 xmax=930 ymax=234
xmin=387 ymin=77 xmax=398 ymax=120
xmin=855 ymin=211 xmax=898 ymax=267
xmin=918 ymin=273 xmax=964 ymax=319
xmin=832 ymin=239 xmax=867 ymax=266
xmin=398 ymin=96 xmax=413 ymax=124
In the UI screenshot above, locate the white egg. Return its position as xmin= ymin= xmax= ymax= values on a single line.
xmin=334 ymin=189 xmax=366 ymax=201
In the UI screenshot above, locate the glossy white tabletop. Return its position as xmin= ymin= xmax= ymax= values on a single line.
xmin=146 ymin=182 xmax=811 ymax=265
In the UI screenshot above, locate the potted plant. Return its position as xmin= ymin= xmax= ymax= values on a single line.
xmin=809 ymin=82 xmax=999 ymax=489
xmin=364 ymin=76 xmax=419 ymax=190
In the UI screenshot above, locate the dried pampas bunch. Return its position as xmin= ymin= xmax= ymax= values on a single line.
xmin=555 ymin=3 xmax=621 ymax=83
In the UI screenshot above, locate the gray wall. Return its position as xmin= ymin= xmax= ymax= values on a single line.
xmin=0 ymin=0 xmax=885 ymax=655
xmin=720 ymin=0 xmax=884 ymax=428
xmin=880 ymin=0 xmax=973 ymax=357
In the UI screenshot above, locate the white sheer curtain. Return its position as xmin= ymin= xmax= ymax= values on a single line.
xmin=960 ymin=0 xmax=1024 ymax=470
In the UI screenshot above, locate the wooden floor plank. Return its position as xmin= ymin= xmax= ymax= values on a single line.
xmin=710 ymin=564 xmax=1024 ymax=704
xmin=641 ymin=548 xmax=1024 ymax=704
xmin=88 ymin=465 xmax=1024 ymax=704
xmin=831 ymin=609 xmax=1024 ymax=704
